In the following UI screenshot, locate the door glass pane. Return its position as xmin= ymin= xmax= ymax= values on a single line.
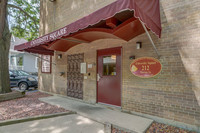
xmin=103 ymin=55 xmax=116 ymax=76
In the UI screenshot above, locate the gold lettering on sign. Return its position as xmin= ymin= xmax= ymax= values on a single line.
xmin=136 ymin=62 xmax=147 ymax=65
xmin=142 ymin=65 xmax=150 ymax=71
xmin=148 ymin=62 xmax=156 ymax=65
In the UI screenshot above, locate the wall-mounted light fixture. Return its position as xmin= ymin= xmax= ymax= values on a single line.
xmin=129 ymin=55 xmax=135 ymax=60
xmin=136 ymin=42 xmax=142 ymax=49
xmin=49 ymin=0 xmax=56 ymax=2
xmin=59 ymin=72 xmax=65 ymax=76
xmin=58 ymin=54 xmax=62 ymax=59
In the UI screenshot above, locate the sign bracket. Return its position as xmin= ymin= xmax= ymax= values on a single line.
xmin=24 ymin=52 xmax=56 ymax=65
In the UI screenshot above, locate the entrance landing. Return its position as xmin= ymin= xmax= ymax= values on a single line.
xmin=40 ymin=95 xmax=153 ymax=133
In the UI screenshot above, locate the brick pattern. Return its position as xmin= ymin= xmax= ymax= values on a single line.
xmin=38 ymin=0 xmax=200 ymax=127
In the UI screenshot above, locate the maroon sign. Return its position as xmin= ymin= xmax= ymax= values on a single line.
xmin=130 ymin=57 xmax=162 ymax=78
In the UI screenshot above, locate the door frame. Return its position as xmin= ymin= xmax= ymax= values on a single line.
xmin=96 ymin=46 xmax=122 ymax=107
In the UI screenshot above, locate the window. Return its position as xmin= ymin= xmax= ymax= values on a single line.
xmin=103 ymin=55 xmax=116 ymax=76
xmin=9 ymin=71 xmax=13 ymax=75
xmin=17 ymin=56 xmax=23 ymax=66
xmin=41 ymin=55 xmax=51 ymax=73
xmin=10 ymin=55 xmax=16 ymax=66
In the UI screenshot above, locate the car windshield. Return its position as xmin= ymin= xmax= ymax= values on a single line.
xmin=9 ymin=71 xmax=13 ymax=75
xmin=11 ymin=70 xmax=30 ymax=76
xmin=18 ymin=71 xmax=30 ymax=76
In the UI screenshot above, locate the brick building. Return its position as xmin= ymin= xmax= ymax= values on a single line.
xmin=15 ymin=0 xmax=200 ymax=131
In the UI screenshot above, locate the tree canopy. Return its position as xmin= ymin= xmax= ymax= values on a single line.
xmin=0 ymin=0 xmax=40 ymax=93
xmin=8 ymin=0 xmax=40 ymax=41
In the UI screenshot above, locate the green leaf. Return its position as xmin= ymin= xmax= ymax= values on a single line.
xmin=8 ymin=0 xmax=40 ymax=41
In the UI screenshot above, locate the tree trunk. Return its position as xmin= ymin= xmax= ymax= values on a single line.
xmin=0 ymin=0 xmax=11 ymax=93
xmin=0 ymin=34 xmax=11 ymax=94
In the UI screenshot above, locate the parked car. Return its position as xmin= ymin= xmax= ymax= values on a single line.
xmin=9 ymin=70 xmax=38 ymax=90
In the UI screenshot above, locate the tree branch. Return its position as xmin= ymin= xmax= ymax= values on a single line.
xmin=7 ymin=4 xmax=38 ymax=29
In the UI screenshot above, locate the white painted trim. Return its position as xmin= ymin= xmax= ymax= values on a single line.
xmin=35 ymin=57 xmax=39 ymax=69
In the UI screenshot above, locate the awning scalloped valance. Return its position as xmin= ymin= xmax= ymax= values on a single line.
xmin=15 ymin=0 xmax=161 ymax=55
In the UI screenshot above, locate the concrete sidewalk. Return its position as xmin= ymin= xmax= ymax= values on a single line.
xmin=0 ymin=114 xmax=104 ymax=133
xmin=40 ymin=95 xmax=153 ymax=133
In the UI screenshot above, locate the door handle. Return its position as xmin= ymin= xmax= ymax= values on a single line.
xmin=97 ymin=73 xmax=102 ymax=81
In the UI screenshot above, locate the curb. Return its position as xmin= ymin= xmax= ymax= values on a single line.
xmin=111 ymin=124 xmax=136 ymax=133
xmin=0 ymin=90 xmax=25 ymax=102
xmin=0 ymin=111 xmax=76 ymax=127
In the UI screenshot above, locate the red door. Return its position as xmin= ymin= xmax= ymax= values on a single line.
xmin=97 ymin=47 xmax=121 ymax=106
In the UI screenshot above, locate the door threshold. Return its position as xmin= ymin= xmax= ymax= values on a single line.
xmin=97 ymin=102 xmax=122 ymax=111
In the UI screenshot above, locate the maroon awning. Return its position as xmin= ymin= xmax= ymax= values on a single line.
xmin=15 ymin=0 xmax=161 ymax=55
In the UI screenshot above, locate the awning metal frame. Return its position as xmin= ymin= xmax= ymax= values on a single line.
xmin=140 ymin=21 xmax=161 ymax=59
xmin=26 ymin=52 xmax=56 ymax=65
